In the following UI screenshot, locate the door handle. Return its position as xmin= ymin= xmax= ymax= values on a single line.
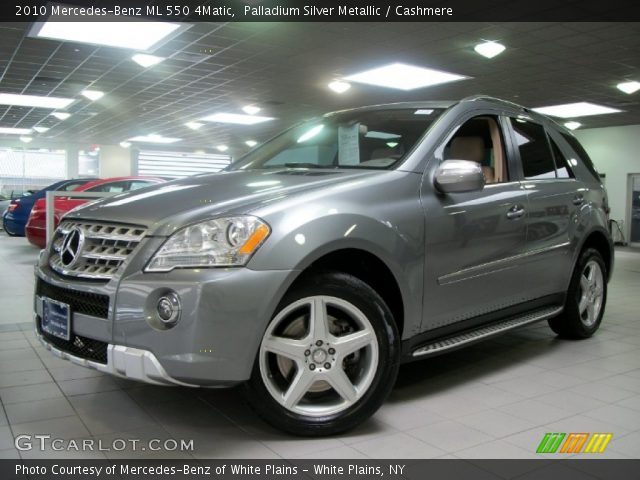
xmin=506 ymin=205 xmax=525 ymax=220
xmin=572 ymin=194 xmax=584 ymax=206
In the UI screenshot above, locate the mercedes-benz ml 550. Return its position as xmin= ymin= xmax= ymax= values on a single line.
xmin=34 ymin=96 xmax=613 ymax=435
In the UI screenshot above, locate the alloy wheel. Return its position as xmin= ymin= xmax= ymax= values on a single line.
xmin=259 ymin=296 xmax=379 ymax=417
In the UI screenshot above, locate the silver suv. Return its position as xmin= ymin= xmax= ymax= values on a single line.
xmin=35 ymin=96 xmax=613 ymax=435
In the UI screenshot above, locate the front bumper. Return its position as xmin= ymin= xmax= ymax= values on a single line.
xmin=35 ymin=320 xmax=199 ymax=387
xmin=35 ymin=263 xmax=297 ymax=387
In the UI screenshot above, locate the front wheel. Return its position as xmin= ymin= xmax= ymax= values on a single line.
xmin=549 ymin=248 xmax=607 ymax=339
xmin=244 ymin=272 xmax=400 ymax=436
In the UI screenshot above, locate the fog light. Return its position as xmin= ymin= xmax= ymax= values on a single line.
xmin=156 ymin=293 xmax=181 ymax=326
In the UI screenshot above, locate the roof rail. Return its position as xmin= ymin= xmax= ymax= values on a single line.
xmin=461 ymin=94 xmax=529 ymax=112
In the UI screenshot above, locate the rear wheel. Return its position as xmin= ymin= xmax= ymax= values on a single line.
xmin=244 ymin=272 xmax=400 ymax=436
xmin=2 ymin=219 xmax=19 ymax=236
xmin=549 ymin=248 xmax=607 ymax=339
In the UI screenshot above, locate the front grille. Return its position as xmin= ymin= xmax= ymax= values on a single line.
xmin=37 ymin=318 xmax=108 ymax=364
xmin=36 ymin=279 xmax=109 ymax=319
xmin=49 ymin=220 xmax=147 ymax=281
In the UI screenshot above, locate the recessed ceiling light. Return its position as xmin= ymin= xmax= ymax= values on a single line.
xmin=201 ymin=113 xmax=274 ymax=125
xmin=51 ymin=112 xmax=71 ymax=120
xmin=0 ymin=127 xmax=32 ymax=135
xmin=617 ymin=81 xmax=640 ymax=94
xmin=185 ymin=121 xmax=204 ymax=130
xmin=129 ymin=134 xmax=181 ymax=144
xmin=19 ymin=136 xmax=33 ymax=143
xmin=131 ymin=54 xmax=165 ymax=68
xmin=34 ymin=21 xmax=182 ymax=51
xmin=533 ymin=102 xmax=622 ymax=118
xmin=345 ymin=62 xmax=468 ymax=91
xmin=33 ymin=126 xmax=50 ymax=133
xmin=216 ymin=145 xmax=228 ymax=152
xmin=474 ymin=41 xmax=506 ymax=59
xmin=328 ymin=80 xmax=351 ymax=93
xmin=564 ymin=121 xmax=582 ymax=130
xmin=81 ymin=89 xmax=104 ymax=101
xmin=0 ymin=93 xmax=74 ymax=109
xmin=245 ymin=140 xmax=257 ymax=147
xmin=119 ymin=141 xmax=132 ymax=148
xmin=242 ymin=105 xmax=261 ymax=115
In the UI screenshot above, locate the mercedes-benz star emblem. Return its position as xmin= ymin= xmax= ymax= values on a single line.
xmin=60 ymin=227 xmax=85 ymax=267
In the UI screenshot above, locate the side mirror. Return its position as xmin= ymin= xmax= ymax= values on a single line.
xmin=434 ymin=160 xmax=485 ymax=194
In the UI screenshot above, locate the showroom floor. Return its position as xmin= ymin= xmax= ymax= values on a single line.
xmin=1 ymin=232 xmax=639 ymax=460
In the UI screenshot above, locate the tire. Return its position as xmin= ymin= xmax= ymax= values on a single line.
xmin=2 ymin=220 xmax=19 ymax=236
xmin=549 ymin=248 xmax=607 ymax=339
xmin=244 ymin=271 xmax=400 ymax=436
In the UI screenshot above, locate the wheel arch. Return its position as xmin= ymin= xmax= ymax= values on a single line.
xmin=287 ymin=246 xmax=407 ymax=338
xmin=577 ymin=227 xmax=614 ymax=281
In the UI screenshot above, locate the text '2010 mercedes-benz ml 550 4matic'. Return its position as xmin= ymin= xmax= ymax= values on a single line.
xmin=35 ymin=96 xmax=613 ymax=436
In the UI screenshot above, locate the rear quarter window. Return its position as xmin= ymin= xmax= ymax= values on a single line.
xmin=560 ymin=133 xmax=601 ymax=182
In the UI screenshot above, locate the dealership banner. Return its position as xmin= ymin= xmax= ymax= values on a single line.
xmin=4 ymin=460 xmax=640 ymax=480
xmin=3 ymin=0 xmax=640 ymax=22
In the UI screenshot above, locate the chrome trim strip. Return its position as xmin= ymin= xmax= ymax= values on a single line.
xmin=438 ymin=242 xmax=571 ymax=285
xmin=412 ymin=305 xmax=563 ymax=357
xmin=35 ymin=322 xmax=199 ymax=388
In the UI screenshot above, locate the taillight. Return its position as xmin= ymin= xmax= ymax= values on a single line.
xmin=7 ymin=202 xmax=18 ymax=212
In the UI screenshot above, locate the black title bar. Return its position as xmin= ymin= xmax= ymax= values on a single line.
xmin=5 ymin=0 xmax=640 ymax=22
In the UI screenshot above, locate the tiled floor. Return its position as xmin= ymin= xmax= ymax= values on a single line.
xmin=1 ymin=232 xmax=639 ymax=459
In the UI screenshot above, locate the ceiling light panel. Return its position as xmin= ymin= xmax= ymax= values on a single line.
xmin=51 ymin=112 xmax=71 ymax=120
xmin=201 ymin=113 xmax=274 ymax=125
xmin=81 ymin=90 xmax=104 ymax=101
xmin=533 ymin=102 xmax=622 ymax=118
xmin=33 ymin=126 xmax=50 ymax=133
xmin=345 ymin=63 xmax=468 ymax=90
xmin=0 ymin=127 xmax=32 ymax=135
xmin=185 ymin=122 xmax=204 ymax=130
xmin=0 ymin=93 xmax=74 ymax=109
xmin=242 ymin=105 xmax=261 ymax=115
xmin=129 ymin=135 xmax=181 ymax=144
xmin=617 ymin=81 xmax=640 ymax=94
xmin=328 ymin=81 xmax=351 ymax=93
xmin=33 ymin=21 xmax=182 ymax=51
xmin=131 ymin=54 xmax=165 ymax=68
xmin=474 ymin=41 xmax=506 ymax=59
xmin=564 ymin=121 xmax=582 ymax=130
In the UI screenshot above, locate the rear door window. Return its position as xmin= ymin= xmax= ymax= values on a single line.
xmin=128 ymin=181 xmax=157 ymax=191
xmin=86 ymin=181 xmax=129 ymax=193
xmin=509 ymin=118 xmax=556 ymax=180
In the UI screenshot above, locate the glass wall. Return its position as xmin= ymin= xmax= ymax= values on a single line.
xmin=0 ymin=147 xmax=66 ymax=197
xmin=137 ymin=150 xmax=231 ymax=178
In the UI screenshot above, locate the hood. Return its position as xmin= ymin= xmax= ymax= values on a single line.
xmin=65 ymin=169 xmax=383 ymax=235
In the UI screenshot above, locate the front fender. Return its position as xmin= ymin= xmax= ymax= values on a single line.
xmin=248 ymin=210 xmax=424 ymax=339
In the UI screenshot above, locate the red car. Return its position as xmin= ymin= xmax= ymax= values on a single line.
xmin=26 ymin=176 xmax=165 ymax=248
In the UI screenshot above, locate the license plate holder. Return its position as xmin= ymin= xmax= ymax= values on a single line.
xmin=41 ymin=297 xmax=71 ymax=341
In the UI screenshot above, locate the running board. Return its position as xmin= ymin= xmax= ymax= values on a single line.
xmin=412 ymin=305 xmax=563 ymax=358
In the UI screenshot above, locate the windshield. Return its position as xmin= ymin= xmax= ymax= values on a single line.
xmin=228 ymin=108 xmax=444 ymax=171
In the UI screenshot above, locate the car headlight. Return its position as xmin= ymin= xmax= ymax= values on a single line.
xmin=145 ymin=215 xmax=270 ymax=272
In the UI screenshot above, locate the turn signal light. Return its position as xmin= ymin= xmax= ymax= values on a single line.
xmin=239 ymin=224 xmax=270 ymax=255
